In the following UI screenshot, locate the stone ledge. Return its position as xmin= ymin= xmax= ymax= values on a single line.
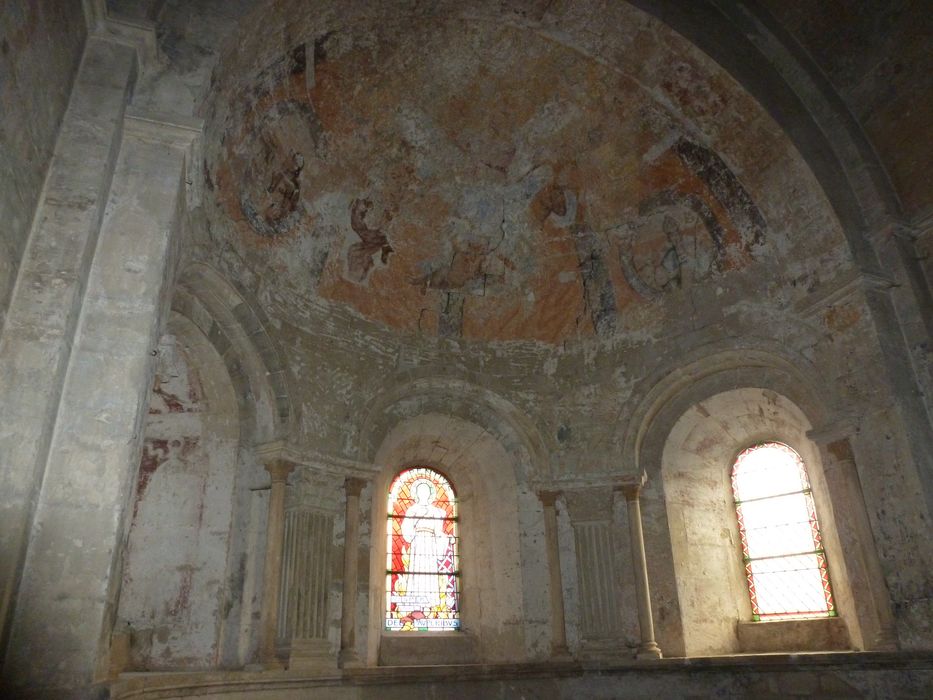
xmin=736 ymin=617 xmax=851 ymax=653
xmin=110 ymin=652 xmax=933 ymax=698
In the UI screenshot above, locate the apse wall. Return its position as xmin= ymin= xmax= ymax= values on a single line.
xmin=176 ymin=0 xmax=932 ymax=651
xmin=0 ymin=3 xmax=86 ymax=328
xmin=118 ymin=313 xmax=241 ymax=669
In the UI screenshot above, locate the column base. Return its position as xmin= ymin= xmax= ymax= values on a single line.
xmin=338 ymin=648 xmax=363 ymax=668
xmin=289 ymin=638 xmax=338 ymax=672
xmin=635 ymin=642 xmax=663 ymax=660
xmin=550 ymin=644 xmax=574 ymax=661
xmin=871 ymin=630 xmax=899 ymax=652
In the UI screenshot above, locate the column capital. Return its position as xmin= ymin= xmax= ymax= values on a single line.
xmin=538 ymin=490 xmax=561 ymax=507
xmin=563 ymin=485 xmax=613 ymax=521
xmin=344 ymin=476 xmax=367 ymax=497
xmin=807 ymin=415 xmax=858 ymax=446
xmin=618 ymin=473 xmax=647 ymax=502
xmin=264 ymin=459 xmax=296 ymax=483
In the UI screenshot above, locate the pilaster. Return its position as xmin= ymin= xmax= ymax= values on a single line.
xmin=1 ymin=90 xmax=199 ymax=694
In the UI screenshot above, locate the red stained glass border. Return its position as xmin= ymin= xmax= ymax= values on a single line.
xmin=385 ymin=467 xmax=461 ymax=631
xmin=732 ymin=442 xmax=836 ymax=620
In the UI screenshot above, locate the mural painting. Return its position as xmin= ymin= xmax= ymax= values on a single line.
xmin=207 ymin=21 xmax=769 ymax=344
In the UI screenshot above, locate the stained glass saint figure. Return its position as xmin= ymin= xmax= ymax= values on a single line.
xmin=386 ymin=467 xmax=460 ymax=631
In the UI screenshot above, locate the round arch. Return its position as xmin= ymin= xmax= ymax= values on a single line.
xmin=363 ymin=411 xmax=552 ymax=666
xmin=622 ymin=341 xmax=839 ymax=480
xmin=357 ymin=375 xmax=552 ymax=484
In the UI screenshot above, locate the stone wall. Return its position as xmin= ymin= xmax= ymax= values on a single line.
xmin=0 ymin=1 xmax=86 ymax=329
xmin=118 ymin=314 xmax=241 ymax=669
xmin=760 ymin=0 xmax=933 ymax=218
xmin=2 ymin=0 xmax=931 ymax=695
xmin=109 ymin=655 xmax=933 ymax=699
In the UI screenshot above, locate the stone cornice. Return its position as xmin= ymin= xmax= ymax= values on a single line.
xmin=256 ymin=440 xmax=380 ymax=480
xmin=532 ymin=468 xmax=651 ymax=494
xmin=795 ymin=268 xmax=898 ymax=319
xmin=123 ymin=109 xmax=203 ymax=148
xmin=86 ymin=0 xmax=159 ymax=76
xmin=806 ymin=414 xmax=859 ymax=446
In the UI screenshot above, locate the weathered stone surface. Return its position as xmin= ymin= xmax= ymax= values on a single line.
xmin=2 ymin=105 xmax=196 ymax=694
xmin=2 ymin=1 xmax=932 ymax=697
xmin=0 ymin=1 xmax=87 ymax=330
xmin=0 ymin=35 xmax=135 ymax=677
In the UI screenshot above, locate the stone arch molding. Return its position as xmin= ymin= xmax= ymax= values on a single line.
xmin=365 ymin=410 xmax=550 ymax=665
xmin=357 ymin=376 xmax=552 ymax=484
xmin=622 ymin=342 xmax=843 ymax=480
xmin=171 ymin=262 xmax=293 ymax=443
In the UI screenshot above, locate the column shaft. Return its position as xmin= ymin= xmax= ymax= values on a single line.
xmin=260 ymin=460 xmax=295 ymax=665
xmin=539 ymin=491 xmax=569 ymax=656
xmin=622 ymin=485 xmax=662 ymax=660
xmin=339 ymin=477 xmax=366 ymax=666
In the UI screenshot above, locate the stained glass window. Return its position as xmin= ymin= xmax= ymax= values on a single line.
xmin=731 ymin=442 xmax=836 ymax=621
xmin=385 ymin=467 xmax=460 ymax=631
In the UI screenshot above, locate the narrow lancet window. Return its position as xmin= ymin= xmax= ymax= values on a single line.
xmin=385 ymin=467 xmax=460 ymax=631
xmin=731 ymin=442 xmax=836 ymax=620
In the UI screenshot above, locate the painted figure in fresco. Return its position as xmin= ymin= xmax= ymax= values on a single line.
xmin=263 ymin=151 xmax=304 ymax=228
xmin=399 ymin=480 xmax=449 ymax=611
xmin=348 ymin=197 xmax=394 ymax=282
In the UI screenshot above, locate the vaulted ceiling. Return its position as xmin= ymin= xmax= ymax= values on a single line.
xmin=104 ymin=0 xmax=931 ymax=347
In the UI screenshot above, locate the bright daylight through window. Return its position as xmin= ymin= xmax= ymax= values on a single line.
xmin=731 ymin=442 xmax=836 ymax=621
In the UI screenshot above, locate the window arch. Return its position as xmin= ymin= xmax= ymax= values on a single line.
xmin=731 ymin=442 xmax=836 ymax=621
xmin=385 ymin=467 xmax=460 ymax=631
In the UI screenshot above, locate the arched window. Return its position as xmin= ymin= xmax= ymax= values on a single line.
xmin=731 ymin=442 xmax=836 ymax=621
xmin=385 ymin=467 xmax=460 ymax=631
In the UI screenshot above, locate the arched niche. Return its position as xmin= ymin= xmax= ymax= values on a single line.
xmin=117 ymin=262 xmax=297 ymax=669
xmin=621 ymin=345 xmax=852 ymax=657
xmin=117 ymin=312 xmax=241 ymax=668
xmin=357 ymin=376 xmax=551 ymax=483
xmin=363 ymin=412 xmax=549 ymax=666
xmin=660 ymin=388 xmax=855 ymax=656
xmin=170 ymin=264 xmax=296 ymax=667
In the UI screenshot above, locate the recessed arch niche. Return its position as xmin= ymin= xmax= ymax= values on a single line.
xmin=363 ymin=412 xmax=550 ymax=666
xmin=658 ymin=387 xmax=856 ymax=655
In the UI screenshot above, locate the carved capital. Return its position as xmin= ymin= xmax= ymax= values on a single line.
xmin=264 ymin=459 xmax=296 ymax=483
xmin=344 ymin=476 xmax=367 ymax=497
xmin=821 ymin=437 xmax=858 ymax=468
xmin=538 ymin=490 xmax=561 ymax=507
xmin=807 ymin=415 xmax=858 ymax=446
xmin=563 ymin=486 xmax=613 ymax=521
xmin=618 ymin=473 xmax=647 ymax=502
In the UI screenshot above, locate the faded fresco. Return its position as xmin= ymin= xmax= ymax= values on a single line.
xmin=208 ymin=21 xmax=768 ymax=344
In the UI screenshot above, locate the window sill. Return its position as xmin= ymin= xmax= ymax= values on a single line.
xmin=736 ymin=616 xmax=850 ymax=653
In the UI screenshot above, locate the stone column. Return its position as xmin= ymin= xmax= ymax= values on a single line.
xmin=808 ymin=426 xmax=898 ymax=650
xmin=339 ymin=477 xmax=366 ymax=666
xmin=1 ymin=100 xmax=199 ymax=693
xmin=260 ymin=459 xmax=295 ymax=666
xmin=538 ymin=491 xmax=570 ymax=657
xmin=0 ymin=37 xmax=136 ymax=667
xmin=621 ymin=479 xmax=662 ymax=660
